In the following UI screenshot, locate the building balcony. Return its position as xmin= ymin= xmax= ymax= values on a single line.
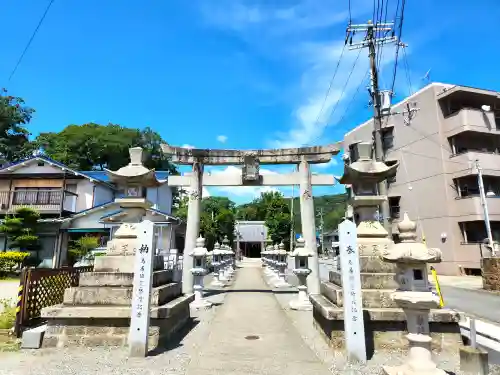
xmin=443 ymin=108 xmax=500 ymax=137
xmin=0 ymin=189 xmax=78 ymax=214
xmin=448 ymin=151 xmax=500 ymax=178
xmin=453 ymin=195 xmax=500 ymax=221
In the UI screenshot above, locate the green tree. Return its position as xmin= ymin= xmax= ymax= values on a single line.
xmin=34 ymin=123 xmax=178 ymax=173
xmin=173 ymin=196 xmax=236 ymax=250
xmin=0 ymin=89 xmax=35 ymax=163
xmin=0 ymin=207 xmax=40 ymax=265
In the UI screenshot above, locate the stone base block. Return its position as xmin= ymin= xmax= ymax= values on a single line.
xmin=21 ymin=324 xmax=46 ymax=349
xmin=79 ymin=270 xmax=172 ymax=287
xmin=321 ymin=281 xmax=397 ymax=308
xmin=42 ymin=294 xmax=194 ymax=349
xmin=63 ymin=282 xmax=181 ymax=306
xmin=383 ymin=364 xmax=447 ymax=375
xmin=94 ymin=255 xmax=164 ymax=273
xmin=289 ymin=298 xmax=313 ymax=311
xmin=329 ymin=271 xmax=398 ymax=289
xmin=310 ymin=294 xmax=462 ymax=356
xmin=459 ymin=346 xmax=489 ymax=375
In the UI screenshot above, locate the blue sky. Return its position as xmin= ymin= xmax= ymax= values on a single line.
xmin=1 ymin=0 xmax=500 ymax=204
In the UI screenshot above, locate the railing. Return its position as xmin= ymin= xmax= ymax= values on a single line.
xmin=14 ymin=266 xmax=93 ymax=337
xmin=0 ymin=189 xmax=78 ymax=212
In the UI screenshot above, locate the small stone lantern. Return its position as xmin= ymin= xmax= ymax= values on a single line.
xmin=263 ymin=245 xmax=273 ymax=276
xmin=189 ymin=236 xmax=212 ymax=310
xmin=210 ymin=242 xmax=225 ymax=287
xmin=274 ymin=242 xmax=290 ymax=288
xmin=381 ymin=213 xmax=445 ymax=375
xmin=289 ymin=237 xmax=313 ymax=310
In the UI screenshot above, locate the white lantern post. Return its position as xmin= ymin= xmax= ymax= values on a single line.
xmin=289 ymin=237 xmax=313 ymax=310
xmin=381 ymin=213 xmax=446 ymax=375
xmin=189 ymin=236 xmax=212 ymax=310
xmin=274 ymin=242 xmax=290 ymax=288
xmin=210 ymin=242 xmax=225 ymax=287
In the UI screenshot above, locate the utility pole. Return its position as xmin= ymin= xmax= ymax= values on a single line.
xmin=347 ymin=20 xmax=398 ymax=238
xmin=476 ymin=160 xmax=495 ymax=254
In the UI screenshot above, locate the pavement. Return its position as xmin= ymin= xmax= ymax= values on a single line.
xmin=184 ymin=259 xmax=332 ymax=375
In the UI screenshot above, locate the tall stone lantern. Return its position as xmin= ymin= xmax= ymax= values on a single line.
xmin=274 ymin=242 xmax=289 ymax=288
xmin=189 ymin=236 xmax=212 ymax=310
xmin=338 ymin=142 xmax=399 ymax=255
xmin=98 ymin=147 xmax=162 ymax=272
xmin=381 ymin=213 xmax=445 ymax=375
xmin=289 ymin=236 xmax=313 ymax=310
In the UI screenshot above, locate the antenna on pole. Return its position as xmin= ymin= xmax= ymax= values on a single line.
xmin=422 ymin=69 xmax=432 ymax=82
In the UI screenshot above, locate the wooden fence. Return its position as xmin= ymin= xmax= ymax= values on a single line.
xmin=14 ymin=266 xmax=93 ymax=337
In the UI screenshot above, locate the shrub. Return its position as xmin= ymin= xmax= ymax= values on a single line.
xmin=0 ymin=251 xmax=29 ymax=277
xmin=0 ymin=299 xmax=16 ymax=329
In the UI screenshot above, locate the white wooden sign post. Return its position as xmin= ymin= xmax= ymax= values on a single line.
xmin=128 ymin=220 xmax=155 ymax=357
xmin=338 ymin=219 xmax=367 ymax=363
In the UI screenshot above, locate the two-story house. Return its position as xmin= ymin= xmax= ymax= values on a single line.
xmin=0 ymin=155 xmax=184 ymax=267
xmin=344 ymin=82 xmax=500 ymax=276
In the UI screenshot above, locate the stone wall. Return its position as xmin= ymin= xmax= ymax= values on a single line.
xmin=482 ymin=258 xmax=500 ymax=291
xmin=312 ymin=307 xmax=462 ymax=357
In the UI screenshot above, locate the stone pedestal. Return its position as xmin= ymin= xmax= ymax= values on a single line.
xmin=41 ymin=255 xmax=194 ymax=349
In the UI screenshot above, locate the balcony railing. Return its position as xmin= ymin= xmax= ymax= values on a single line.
xmin=0 ymin=189 xmax=78 ymax=213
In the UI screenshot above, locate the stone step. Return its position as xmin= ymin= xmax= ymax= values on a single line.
xmin=358 ymin=256 xmax=398 ymax=273
xmin=320 ymin=281 xmax=398 ymax=308
xmin=63 ymin=282 xmax=181 ymax=306
xmin=329 ymin=271 xmax=398 ymax=289
xmin=93 ymin=255 xmax=164 ymax=273
xmin=42 ymin=293 xmax=195 ymax=320
xmin=79 ymin=270 xmax=173 ymax=287
xmin=41 ymin=293 xmax=195 ymax=349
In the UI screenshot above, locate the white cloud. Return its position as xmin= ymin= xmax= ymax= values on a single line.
xmin=181 ymin=144 xmax=195 ymax=149
xmin=314 ymin=158 xmax=338 ymax=169
xmin=197 ymin=0 xmax=401 ymax=149
xmin=216 ymin=135 xmax=228 ymax=143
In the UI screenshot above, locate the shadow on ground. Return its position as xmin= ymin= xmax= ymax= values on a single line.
xmin=148 ymin=318 xmax=200 ymax=357
xmin=204 ymin=288 xmax=297 ymax=297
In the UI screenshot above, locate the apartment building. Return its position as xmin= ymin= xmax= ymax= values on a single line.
xmin=344 ymin=82 xmax=500 ymax=275
xmin=0 ymin=155 xmax=183 ymax=267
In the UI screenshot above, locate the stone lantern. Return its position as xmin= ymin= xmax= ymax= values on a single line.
xmin=381 ymin=213 xmax=445 ymax=375
xmin=189 ymin=236 xmax=212 ymax=310
xmin=274 ymin=242 xmax=290 ymax=288
xmin=263 ymin=245 xmax=273 ymax=277
xmin=337 ymin=142 xmax=399 ymax=255
xmin=290 ymin=236 xmax=314 ymax=310
xmin=210 ymin=242 xmax=225 ymax=287
xmin=99 ymin=147 xmax=163 ymax=272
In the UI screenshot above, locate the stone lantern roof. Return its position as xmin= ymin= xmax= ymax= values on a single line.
xmin=276 ymin=242 xmax=287 ymax=255
xmin=291 ymin=237 xmax=314 ymax=257
xmin=381 ymin=213 xmax=442 ymax=264
xmin=337 ymin=142 xmax=399 ymax=185
xmin=105 ymin=147 xmax=162 ymax=188
xmin=190 ymin=236 xmax=209 ymax=257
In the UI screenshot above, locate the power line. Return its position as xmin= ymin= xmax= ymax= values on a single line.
xmin=348 ymin=0 xmax=352 ymax=23
xmin=7 ymin=0 xmax=55 ymax=83
xmin=312 ymin=44 xmax=347 ymax=127
xmin=402 ymin=46 xmax=414 ymax=95
xmin=336 ymin=68 xmax=370 ymax=126
xmin=390 ymin=0 xmax=406 ymax=94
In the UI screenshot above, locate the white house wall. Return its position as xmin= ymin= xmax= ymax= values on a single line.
xmin=11 ymin=162 xmax=62 ymax=174
xmin=74 ymin=180 xmax=95 ymax=212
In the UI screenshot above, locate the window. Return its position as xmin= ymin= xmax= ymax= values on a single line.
xmin=382 ymin=128 xmax=394 ymax=150
xmin=389 ymin=196 xmax=401 ymax=219
xmin=13 ymin=187 xmax=60 ymax=205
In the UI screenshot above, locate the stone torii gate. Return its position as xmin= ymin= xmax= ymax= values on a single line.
xmin=161 ymin=143 xmax=341 ymax=295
